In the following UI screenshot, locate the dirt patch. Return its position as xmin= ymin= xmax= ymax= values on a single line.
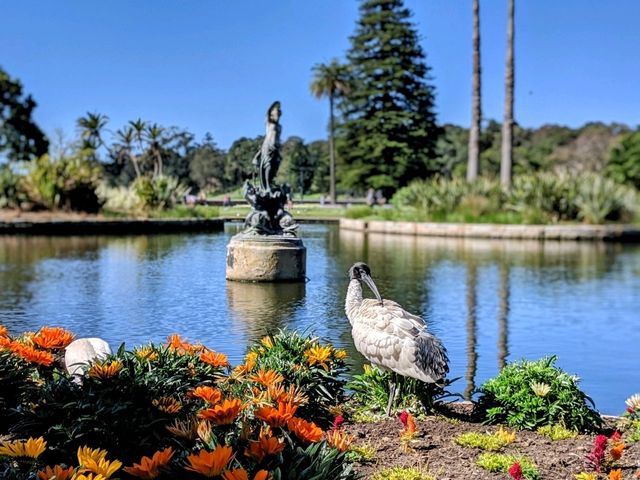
xmin=347 ymin=407 xmax=640 ymax=479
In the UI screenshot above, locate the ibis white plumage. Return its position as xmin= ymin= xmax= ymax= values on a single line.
xmin=345 ymin=262 xmax=449 ymax=415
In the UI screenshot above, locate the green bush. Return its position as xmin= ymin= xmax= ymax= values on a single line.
xmin=239 ymin=331 xmax=348 ymax=426
xmin=347 ymin=364 xmax=453 ymax=416
xmin=0 ymin=164 xmax=24 ymax=208
xmin=21 ymin=152 xmax=103 ymax=212
xmin=133 ymin=175 xmax=190 ymax=209
xmin=392 ymin=173 xmax=637 ymax=224
xmin=476 ymin=453 xmax=539 ymax=480
xmin=477 ymin=356 xmax=602 ymax=432
xmin=345 ymin=205 xmax=374 ymax=219
xmin=607 ymin=130 xmax=640 ymax=189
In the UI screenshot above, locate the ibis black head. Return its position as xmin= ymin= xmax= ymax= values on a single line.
xmin=348 ymin=262 xmax=371 ymax=281
xmin=348 ymin=262 xmax=382 ymax=303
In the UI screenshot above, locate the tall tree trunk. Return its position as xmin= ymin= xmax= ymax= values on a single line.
xmin=329 ymin=94 xmax=337 ymax=204
xmin=464 ymin=262 xmax=478 ymax=401
xmin=497 ymin=263 xmax=510 ymax=370
xmin=467 ymin=0 xmax=481 ymax=182
xmin=501 ymin=0 xmax=515 ymax=188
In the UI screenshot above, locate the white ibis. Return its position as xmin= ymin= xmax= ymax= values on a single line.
xmin=345 ymin=262 xmax=449 ymax=415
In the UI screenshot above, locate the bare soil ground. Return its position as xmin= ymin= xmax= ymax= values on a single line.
xmin=348 ymin=405 xmax=640 ymax=479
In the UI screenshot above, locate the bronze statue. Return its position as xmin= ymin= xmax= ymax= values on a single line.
xmin=242 ymin=101 xmax=298 ymax=237
xmin=252 ymin=101 xmax=282 ymax=193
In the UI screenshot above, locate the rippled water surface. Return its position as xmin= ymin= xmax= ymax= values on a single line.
xmin=1 ymin=223 xmax=638 ymax=414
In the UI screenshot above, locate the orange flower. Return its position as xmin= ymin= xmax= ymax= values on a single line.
xmin=123 ymin=447 xmax=174 ymax=479
xmin=166 ymin=418 xmax=198 ymax=440
xmin=11 ymin=343 xmax=54 ymax=366
xmin=185 ymin=445 xmax=233 ymax=477
xmin=249 ymin=369 xmax=284 ymax=387
xmin=200 ymin=350 xmax=230 ymax=368
xmin=167 ymin=334 xmax=195 ymax=354
xmin=32 ymin=327 xmax=74 ymax=350
xmin=253 ymin=471 xmax=270 ymax=480
xmin=304 ymin=345 xmax=332 ymax=370
xmin=608 ymin=469 xmax=622 ymax=480
xmin=245 ymin=431 xmax=285 ymax=462
xmin=87 ymin=360 xmax=122 ymax=379
xmin=325 ymin=429 xmax=353 ymax=452
xmin=0 ymin=325 xmax=8 ymax=337
xmin=255 ymin=400 xmax=298 ymax=428
xmin=223 ymin=469 xmax=249 ymax=480
xmin=287 ymin=417 xmax=323 ymax=443
xmin=190 ymin=386 xmax=223 ymax=404
xmin=0 ymin=336 xmax=13 ymax=349
xmin=199 ymin=398 xmax=244 ymax=425
xmin=610 ymin=442 xmax=624 ymax=461
xmin=37 ymin=465 xmax=75 ymax=480
xmin=399 ymin=411 xmax=417 ymax=440
xmin=152 ymin=396 xmax=182 ymax=414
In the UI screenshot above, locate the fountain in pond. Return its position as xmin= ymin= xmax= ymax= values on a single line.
xmin=225 ymin=101 xmax=306 ymax=282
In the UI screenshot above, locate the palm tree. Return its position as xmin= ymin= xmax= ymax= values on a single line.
xmin=500 ymin=0 xmax=515 ymax=188
xmin=114 ymin=126 xmax=142 ymax=179
xmin=467 ymin=0 xmax=481 ymax=182
xmin=310 ymin=60 xmax=350 ymax=204
xmin=146 ymin=123 xmax=166 ymax=177
xmin=77 ymin=112 xmax=109 ymax=151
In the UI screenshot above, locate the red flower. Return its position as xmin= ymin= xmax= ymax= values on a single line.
xmin=586 ymin=434 xmax=608 ymax=472
xmin=332 ymin=415 xmax=345 ymax=430
xmin=398 ymin=411 xmax=409 ymax=427
xmin=508 ymin=462 xmax=523 ymax=480
xmin=610 ymin=431 xmax=622 ymax=442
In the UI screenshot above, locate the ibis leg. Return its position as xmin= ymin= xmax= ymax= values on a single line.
xmin=386 ymin=379 xmax=397 ymax=417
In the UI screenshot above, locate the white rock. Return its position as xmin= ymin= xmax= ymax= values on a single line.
xmin=64 ymin=337 xmax=112 ymax=376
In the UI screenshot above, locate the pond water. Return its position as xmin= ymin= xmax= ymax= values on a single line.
xmin=1 ymin=223 xmax=638 ymax=415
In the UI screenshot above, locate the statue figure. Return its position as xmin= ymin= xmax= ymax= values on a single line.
xmin=252 ymin=101 xmax=282 ymax=193
xmin=242 ymin=102 xmax=298 ymax=237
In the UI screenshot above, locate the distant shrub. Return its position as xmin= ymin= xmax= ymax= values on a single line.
xmin=97 ymin=183 xmax=140 ymax=212
xmin=0 ymin=164 xmax=24 ymax=208
xmin=476 ymin=453 xmax=539 ymax=480
xmin=477 ymin=356 xmax=602 ymax=432
xmin=345 ymin=205 xmax=374 ymax=219
xmin=607 ymin=130 xmax=640 ymax=189
xmin=132 ymin=175 xmax=189 ymax=209
xmin=392 ymin=173 xmax=637 ymax=224
xmin=21 ymin=152 xmax=103 ymax=212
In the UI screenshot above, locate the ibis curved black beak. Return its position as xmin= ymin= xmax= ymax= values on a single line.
xmin=361 ymin=273 xmax=383 ymax=305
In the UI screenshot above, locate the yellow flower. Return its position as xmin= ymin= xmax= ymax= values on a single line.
xmin=73 ymin=475 xmax=107 ymax=480
xmin=325 ymin=429 xmax=353 ymax=452
xmin=185 ymin=445 xmax=233 ymax=477
xmin=495 ymin=426 xmax=516 ymax=444
xmin=0 ymin=436 xmax=47 ymax=458
xmin=261 ymin=336 xmax=274 ymax=349
xmin=134 ymin=347 xmax=158 ymax=362
xmin=574 ymin=474 xmax=597 ymax=480
xmin=334 ymin=349 xmax=348 ymax=360
xmin=245 ymin=351 xmax=259 ymax=369
xmin=123 ymin=447 xmax=174 ymax=479
xmin=87 ymin=360 xmax=122 ymax=380
xmin=304 ymin=346 xmax=332 ymax=370
xmin=530 ymin=381 xmax=551 ymax=397
xmin=77 ymin=446 xmax=122 ymax=478
xmin=37 ymin=465 xmax=75 ymax=480
xmin=152 ymin=396 xmax=182 ymax=414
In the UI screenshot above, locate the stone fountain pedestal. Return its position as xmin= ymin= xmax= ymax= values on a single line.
xmin=226 ymin=233 xmax=306 ymax=282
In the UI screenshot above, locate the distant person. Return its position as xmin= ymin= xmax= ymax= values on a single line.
xmin=319 ymin=195 xmax=326 ymax=206
xmin=222 ymin=195 xmax=232 ymax=207
xmin=366 ymin=188 xmax=375 ymax=207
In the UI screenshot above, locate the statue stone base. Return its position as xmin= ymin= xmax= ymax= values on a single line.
xmin=226 ymin=233 xmax=306 ymax=282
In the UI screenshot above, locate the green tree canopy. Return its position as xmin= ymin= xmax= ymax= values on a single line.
xmin=337 ymin=0 xmax=440 ymax=196
xmin=607 ymin=129 xmax=640 ymax=189
xmin=0 ymin=67 xmax=49 ymax=162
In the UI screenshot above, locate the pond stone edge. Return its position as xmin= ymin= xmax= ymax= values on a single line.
xmin=340 ymin=218 xmax=640 ymax=241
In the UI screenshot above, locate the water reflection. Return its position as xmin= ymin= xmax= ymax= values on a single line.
xmin=226 ymin=281 xmax=305 ymax=344
xmin=0 ymin=226 xmax=638 ymax=413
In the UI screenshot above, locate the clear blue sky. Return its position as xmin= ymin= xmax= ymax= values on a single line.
xmin=3 ymin=0 xmax=639 ymax=149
